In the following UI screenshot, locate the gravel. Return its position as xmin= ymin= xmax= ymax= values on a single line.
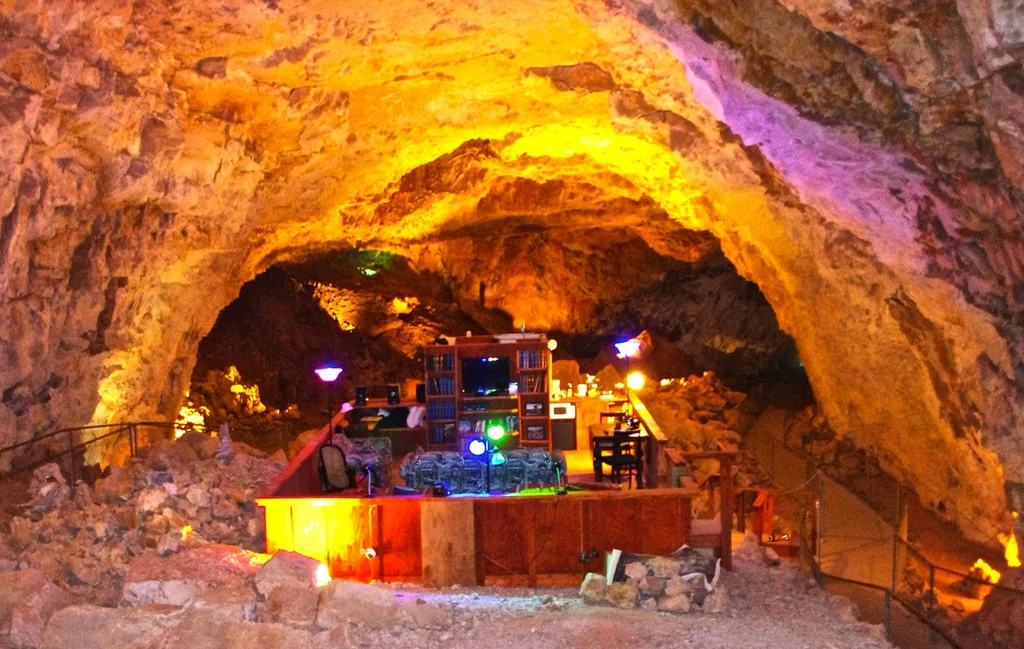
xmin=345 ymin=544 xmax=891 ymax=649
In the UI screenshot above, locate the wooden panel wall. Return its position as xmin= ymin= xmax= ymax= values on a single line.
xmin=421 ymin=500 xmax=476 ymax=586
xmin=259 ymin=489 xmax=697 ymax=586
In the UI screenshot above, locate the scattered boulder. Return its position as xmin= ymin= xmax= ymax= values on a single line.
xmin=3 ymin=433 xmax=282 ymax=606
xmin=43 ymin=605 xmax=314 ymax=649
xmin=0 ymin=569 xmax=49 ymax=627
xmin=190 ymin=582 xmax=259 ymax=622
xmin=123 ymin=544 xmax=267 ymax=606
xmin=141 ymin=439 xmax=198 ymax=472
xmin=156 ymin=529 xmax=183 ymax=556
xmin=42 ymin=605 xmax=180 ymax=649
xmin=582 ymin=547 xmax=723 ymax=613
xmin=657 ymin=593 xmax=691 ymax=612
xmin=163 ymin=610 xmax=314 ymax=649
xmin=316 ymin=580 xmax=397 ymax=628
xmin=624 ymin=561 xmax=648 ymax=581
xmin=579 ymin=573 xmax=607 ymax=603
xmin=637 ymin=576 xmax=666 ymax=596
xmin=643 ymin=373 xmax=745 ymax=453
xmin=648 ymin=556 xmax=681 ymax=578
xmin=137 ymin=488 xmax=168 ymax=513
xmin=22 ymin=464 xmax=70 ymax=515
xmin=177 ymin=431 xmax=220 ymax=460
xmin=263 ymin=585 xmax=319 ymax=628
xmin=93 ymin=466 xmax=134 ymax=503
xmin=185 ymin=485 xmax=212 ymax=508
xmin=9 ymin=581 xmax=78 ymax=648
xmin=606 ymin=582 xmax=639 ymax=609
xmin=254 ymin=551 xmax=323 ymax=598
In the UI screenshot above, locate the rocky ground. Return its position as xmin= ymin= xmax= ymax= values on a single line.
xmin=640 ymin=372 xmax=748 ymax=452
xmin=0 ymin=429 xmax=897 ymax=649
xmin=0 ymin=432 xmax=282 ymax=610
xmin=24 ymin=535 xmax=893 ymax=649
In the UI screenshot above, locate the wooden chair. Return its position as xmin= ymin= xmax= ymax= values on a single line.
xmin=319 ymin=444 xmax=357 ymax=493
xmin=593 ymin=433 xmax=644 ymax=488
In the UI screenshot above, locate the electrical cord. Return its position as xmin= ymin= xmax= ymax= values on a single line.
xmin=772 ymin=470 xmax=822 ymax=496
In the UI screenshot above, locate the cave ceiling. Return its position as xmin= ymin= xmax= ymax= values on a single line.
xmin=2 ymin=0 xmax=1024 ymax=544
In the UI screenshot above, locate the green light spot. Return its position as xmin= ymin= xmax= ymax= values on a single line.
xmin=486 ymin=424 xmax=506 ymax=441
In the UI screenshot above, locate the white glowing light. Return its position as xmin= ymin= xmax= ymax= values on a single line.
xmin=626 ymin=372 xmax=646 ymax=391
xmin=315 ymin=367 xmax=343 ymax=382
xmin=615 ymin=339 xmax=641 ymax=359
xmin=315 ymin=563 xmax=331 ymax=587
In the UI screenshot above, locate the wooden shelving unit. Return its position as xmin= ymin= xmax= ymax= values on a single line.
xmin=423 ymin=335 xmax=552 ymax=451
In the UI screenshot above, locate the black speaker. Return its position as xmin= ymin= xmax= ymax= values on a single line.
xmin=387 ymin=385 xmax=400 ymax=405
xmin=355 ymin=387 xmax=367 ymax=406
xmin=415 ymin=383 xmax=426 ymax=403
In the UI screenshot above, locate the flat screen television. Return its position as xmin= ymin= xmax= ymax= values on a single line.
xmin=461 ymin=357 xmax=511 ymax=396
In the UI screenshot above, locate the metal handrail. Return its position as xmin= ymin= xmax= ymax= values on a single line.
xmin=0 ymin=421 xmax=208 ymax=484
xmin=896 ymin=534 xmax=1024 ymax=596
xmin=0 ymin=420 xmax=207 ymax=456
xmin=813 ymin=563 xmax=964 ymax=649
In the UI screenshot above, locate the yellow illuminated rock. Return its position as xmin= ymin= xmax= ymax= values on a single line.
xmin=0 ymin=0 xmax=1022 ymax=547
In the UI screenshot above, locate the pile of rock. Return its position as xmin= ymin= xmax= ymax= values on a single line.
xmin=188 ymin=366 xmax=276 ymax=420
xmin=41 ymin=549 xmax=453 ymax=649
xmin=641 ymin=372 xmax=746 ymax=451
xmin=579 ymin=547 xmax=726 ymax=614
xmin=0 ymin=431 xmax=284 ymax=607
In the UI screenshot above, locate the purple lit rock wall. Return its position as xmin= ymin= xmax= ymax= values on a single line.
xmin=0 ymin=0 xmax=1022 ymax=545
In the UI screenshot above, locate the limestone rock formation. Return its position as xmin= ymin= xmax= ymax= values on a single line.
xmin=0 ymin=434 xmax=283 ymax=605
xmin=1 ymin=0 xmax=1023 ymax=546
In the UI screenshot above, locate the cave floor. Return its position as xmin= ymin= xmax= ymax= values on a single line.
xmin=563 ymin=450 xmax=596 ymax=484
xmin=369 ymin=539 xmax=890 ymax=649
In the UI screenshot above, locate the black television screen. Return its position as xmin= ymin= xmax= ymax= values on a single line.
xmin=461 ymin=357 xmax=511 ymax=396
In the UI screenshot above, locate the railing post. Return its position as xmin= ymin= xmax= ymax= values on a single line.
xmin=884 ymin=590 xmax=892 ymax=639
xmin=891 ymin=532 xmax=899 ymax=596
xmin=720 ymin=455 xmax=733 ymax=570
xmin=927 ymin=564 xmax=936 ymax=644
xmin=67 ymin=430 xmax=75 ymax=485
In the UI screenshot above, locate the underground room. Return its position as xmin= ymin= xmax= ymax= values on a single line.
xmin=1 ymin=1 xmax=1023 ymax=648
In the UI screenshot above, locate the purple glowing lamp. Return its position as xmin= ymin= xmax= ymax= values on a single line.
xmin=314 ymin=366 xmax=343 ymax=382
xmin=614 ymin=339 xmax=641 ymax=359
xmin=315 ymin=366 xmax=343 ymax=430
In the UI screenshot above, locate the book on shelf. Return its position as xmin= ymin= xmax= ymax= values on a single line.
xmin=518 ymin=349 xmax=545 ymax=369
xmin=520 ymin=373 xmax=546 ymax=393
xmin=427 ymin=400 xmax=456 ymax=420
xmin=429 ymin=423 xmax=456 ymax=445
xmin=427 ymin=376 xmax=455 ymax=395
xmin=426 ymin=354 xmax=455 ymax=372
xmin=459 ymin=415 xmax=519 ymax=436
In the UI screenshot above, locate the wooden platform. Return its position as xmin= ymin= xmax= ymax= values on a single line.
xmin=257 ymin=487 xmax=696 ymax=586
xmin=258 ymin=391 xmax=735 ymax=585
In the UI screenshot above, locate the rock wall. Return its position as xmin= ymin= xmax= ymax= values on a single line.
xmin=1 ymin=0 xmax=1023 ymax=544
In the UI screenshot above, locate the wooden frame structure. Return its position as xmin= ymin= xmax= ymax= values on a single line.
xmin=258 ymin=487 xmax=696 ymax=586
xmin=256 ymin=360 xmax=736 ymax=585
xmin=424 ymin=334 xmax=551 ymax=451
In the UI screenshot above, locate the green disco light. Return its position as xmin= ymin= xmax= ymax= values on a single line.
xmin=486 ymin=424 xmax=506 ymax=441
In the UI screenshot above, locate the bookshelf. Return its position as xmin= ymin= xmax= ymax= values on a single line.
xmin=423 ymin=335 xmax=552 ymax=451
xmin=425 ymin=350 xmax=457 ymax=446
xmin=516 ymin=342 xmax=550 ymax=447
